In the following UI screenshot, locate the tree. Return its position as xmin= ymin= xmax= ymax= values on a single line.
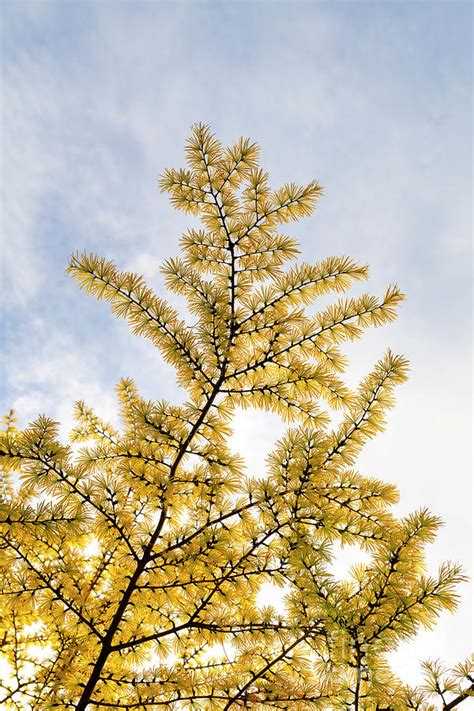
xmin=0 ymin=124 xmax=471 ymax=710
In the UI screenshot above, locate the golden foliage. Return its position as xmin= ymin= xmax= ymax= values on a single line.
xmin=0 ymin=125 xmax=470 ymax=710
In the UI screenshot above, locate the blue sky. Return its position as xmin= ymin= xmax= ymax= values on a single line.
xmin=1 ymin=0 xmax=472 ymax=685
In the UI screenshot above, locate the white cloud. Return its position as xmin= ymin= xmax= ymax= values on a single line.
xmin=3 ymin=318 xmax=119 ymax=437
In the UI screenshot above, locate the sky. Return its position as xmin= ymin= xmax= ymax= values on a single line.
xmin=1 ymin=0 xmax=472 ymax=689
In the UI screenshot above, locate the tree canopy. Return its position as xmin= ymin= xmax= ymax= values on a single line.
xmin=0 ymin=124 xmax=471 ymax=710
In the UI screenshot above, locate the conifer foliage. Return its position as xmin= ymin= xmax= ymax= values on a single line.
xmin=0 ymin=125 xmax=471 ymax=709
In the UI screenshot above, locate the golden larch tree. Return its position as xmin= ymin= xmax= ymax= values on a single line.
xmin=0 ymin=125 xmax=472 ymax=710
